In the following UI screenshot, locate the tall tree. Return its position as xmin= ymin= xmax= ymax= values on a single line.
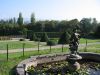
xmin=92 ymin=18 xmax=98 ymax=32
xmin=94 ymin=24 xmax=100 ymax=38
xmin=9 ymin=18 xmax=13 ymax=24
xmin=80 ymin=18 xmax=92 ymax=36
xmin=17 ymin=12 xmax=23 ymax=26
xmin=57 ymin=20 xmax=68 ymax=32
xmin=13 ymin=17 xmax=16 ymax=24
xmin=44 ymin=20 xmax=56 ymax=32
xmin=69 ymin=19 xmax=79 ymax=29
xmin=35 ymin=21 xmax=44 ymax=32
xmin=31 ymin=13 xmax=35 ymax=25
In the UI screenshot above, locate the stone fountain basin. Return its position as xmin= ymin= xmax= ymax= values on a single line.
xmin=16 ymin=52 xmax=100 ymax=75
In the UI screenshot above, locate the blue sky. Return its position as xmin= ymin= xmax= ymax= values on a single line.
xmin=0 ymin=0 xmax=100 ymax=21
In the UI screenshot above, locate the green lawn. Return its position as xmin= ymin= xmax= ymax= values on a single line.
xmin=0 ymin=45 xmax=100 ymax=75
xmin=0 ymin=41 xmax=45 ymax=50
xmin=0 ymin=47 xmax=69 ymax=75
xmin=79 ymin=38 xmax=100 ymax=43
xmin=79 ymin=44 xmax=100 ymax=53
xmin=0 ymin=38 xmax=99 ymax=50
xmin=86 ymin=44 xmax=100 ymax=49
xmin=0 ymin=57 xmax=26 ymax=75
xmin=49 ymin=38 xmax=99 ymax=44
xmin=50 ymin=38 xmax=58 ymax=42
xmin=0 ymin=47 xmax=69 ymax=60
xmin=50 ymin=38 xmax=100 ymax=44
xmin=2 ymin=43 xmax=100 ymax=61
xmin=0 ymin=38 xmax=100 ymax=75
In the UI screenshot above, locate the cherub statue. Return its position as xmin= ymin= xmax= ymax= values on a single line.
xmin=69 ymin=29 xmax=80 ymax=54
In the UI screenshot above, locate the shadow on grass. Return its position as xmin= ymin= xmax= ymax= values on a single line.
xmin=9 ymin=66 xmax=17 ymax=75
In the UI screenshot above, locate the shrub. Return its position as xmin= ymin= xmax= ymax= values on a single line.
xmin=30 ymin=33 xmax=37 ymax=41
xmin=19 ymin=38 xmax=25 ymax=41
xmin=94 ymin=25 xmax=100 ymax=38
xmin=40 ymin=32 xmax=49 ymax=42
xmin=35 ymin=38 xmax=40 ymax=41
xmin=26 ymin=30 xmax=33 ymax=39
xmin=27 ymin=65 xmax=36 ymax=75
xmin=47 ymin=40 xmax=57 ymax=46
xmin=58 ymin=31 xmax=70 ymax=44
xmin=50 ymin=38 xmax=58 ymax=42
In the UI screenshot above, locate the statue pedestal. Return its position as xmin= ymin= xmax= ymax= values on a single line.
xmin=67 ymin=54 xmax=82 ymax=71
xmin=68 ymin=54 xmax=82 ymax=60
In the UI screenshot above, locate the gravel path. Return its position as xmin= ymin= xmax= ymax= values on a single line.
xmin=0 ymin=42 xmax=100 ymax=54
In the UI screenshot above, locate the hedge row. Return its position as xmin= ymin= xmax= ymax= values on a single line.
xmin=34 ymin=32 xmax=63 ymax=38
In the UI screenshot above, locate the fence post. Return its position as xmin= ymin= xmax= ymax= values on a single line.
xmin=7 ymin=44 xmax=8 ymax=61
xmin=84 ymin=39 xmax=87 ymax=52
xmin=23 ymin=43 xmax=25 ymax=57
xmin=38 ymin=41 xmax=40 ymax=53
xmin=50 ymin=45 xmax=51 ymax=52
xmin=62 ymin=44 xmax=64 ymax=52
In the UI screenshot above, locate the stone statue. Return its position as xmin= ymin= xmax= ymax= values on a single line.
xmin=69 ymin=29 xmax=80 ymax=54
xmin=68 ymin=29 xmax=82 ymax=71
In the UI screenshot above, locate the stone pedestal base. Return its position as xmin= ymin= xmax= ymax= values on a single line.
xmin=68 ymin=61 xmax=80 ymax=71
xmin=68 ymin=54 xmax=82 ymax=71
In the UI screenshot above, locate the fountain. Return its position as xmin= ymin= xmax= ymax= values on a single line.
xmin=16 ymin=29 xmax=100 ymax=75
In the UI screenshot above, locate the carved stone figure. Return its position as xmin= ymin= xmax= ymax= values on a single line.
xmin=68 ymin=29 xmax=82 ymax=71
xmin=69 ymin=29 xmax=80 ymax=54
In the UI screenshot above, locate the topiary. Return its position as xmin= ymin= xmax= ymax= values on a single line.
xmin=58 ymin=31 xmax=70 ymax=44
xmin=47 ymin=40 xmax=57 ymax=46
xmin=35 ymin=38 xmax=40 ymax=41
xmin=40 ymin=32 xmax=49 ymax=42
xmin=26 ymin=30 xmax=33 ymax=39
xmin=30 ymin=33 xmax=37 ymax=41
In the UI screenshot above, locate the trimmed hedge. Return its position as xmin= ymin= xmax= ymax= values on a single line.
xmin=47 ymin=40 xmax=57 ymax=46
xmin=30 ymin=33 xmax=37 ymax=41
xmin=40 ymin=32 xmax=49 ymax=42
xmin=35 ymin=32 xmax=63 ymax=38
xmin=58 ymin=31 xmax=70 ymax=44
